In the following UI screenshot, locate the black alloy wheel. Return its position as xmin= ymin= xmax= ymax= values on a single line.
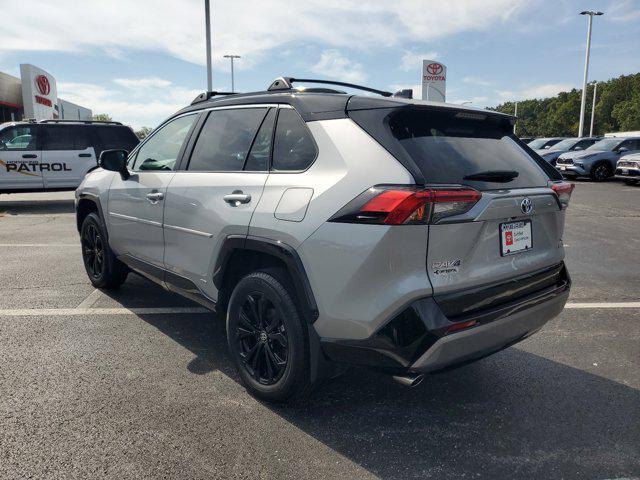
xmin=82 ymin=222 xmax=105 ymax=280
xmin=591 ymin=163 xmax=611 ymax=181
xmin=236 ymin=292 xmax=289 ymax=385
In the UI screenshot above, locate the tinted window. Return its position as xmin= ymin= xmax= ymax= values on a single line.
xmin=620 ymin=139 xmax=640 ymax=150
xmin=95 ymin=126 xmax=138 ymax=150
xmin=244 ymin=108 xmax=276 ymax=171
xmin=0 ymin=126 xmax=37 ymax=150
xmin=272 ymin=109 xmax=317 ymax=171
xmin=188 ymin=108 xmax=267 ymax=172
xmin=43 ymin=125 xmax=89 ymax=150
xmin=384 ymin=109 xmax=549 ymax=190
xmin=133 ymin=114 xmax=197 ymax=172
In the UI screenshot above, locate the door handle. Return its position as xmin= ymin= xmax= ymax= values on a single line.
xmin=223 ymin=191 xmax=251 ymax=206
xmin=22 ymin=154 xmax=37 ymax=159
xmin=146 ymin=192 xmax=164 ymax=203
xmin=79 ymin=153 xmax=92 ymax=158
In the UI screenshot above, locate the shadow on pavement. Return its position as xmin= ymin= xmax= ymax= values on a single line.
xmin=127 ymin=305 xmax=640 ymax=480
xmin=0 ymin=198 xmax=75 ymax=215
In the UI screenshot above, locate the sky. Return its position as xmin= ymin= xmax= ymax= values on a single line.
xmin=0 ymin=0 xmax=638 ymax=130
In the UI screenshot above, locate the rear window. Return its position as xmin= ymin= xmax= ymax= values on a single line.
xmin=94 ymin=126 xmax=139 ymax=150
xmin=43 ymin=125 xmax=89 ymax=150
xmin=354 ymin=107 xmax=551 ymax=190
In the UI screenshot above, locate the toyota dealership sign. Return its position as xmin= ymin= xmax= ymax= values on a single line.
xmin=421 ymin=60 xmax=446 ymax=102
xmin=20 ymin=64 xmax=58 ymax=120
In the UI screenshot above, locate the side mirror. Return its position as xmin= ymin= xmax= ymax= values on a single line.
xmin=617 ymin=147 xmax=629 ymax=154
xmin=99 ymin=149 xmax=129 ymax=179
xmin=573 ymin=146 xmax=583 ymax=151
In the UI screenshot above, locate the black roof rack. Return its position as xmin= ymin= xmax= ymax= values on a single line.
xmin=267 ymin=77 xmax=393 ymax=98
xmin=40 ymin=119 xmax=123 ymax=125
xmin=191 ymin=91 xmax=237 ymax=105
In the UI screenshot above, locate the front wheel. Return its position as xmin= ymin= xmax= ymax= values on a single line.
xmin=80 ymin=212 xmax=128 ymax=289
xmin=590 ymin=162 xmax=612 ymax=182
xmin=226 ymin=270 xmax=312 ymax=403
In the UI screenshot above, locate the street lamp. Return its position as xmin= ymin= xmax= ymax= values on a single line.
xmin=223 ymin=54 xmax=241 ymax=92
xmin=578 ymin=10 xmax=604 ymax=137
xmin=589 ymin=81 xmax=598 ymax=137
xmin=204 ymin=0 xmax=213 ymax=92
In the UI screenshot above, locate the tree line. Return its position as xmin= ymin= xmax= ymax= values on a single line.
xmin=491 ymin=72 xmax=640 ymax=137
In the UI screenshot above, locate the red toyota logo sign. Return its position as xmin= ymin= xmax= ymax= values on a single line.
xmin=36 ymin=75 xmax=51 ymax=96
xmin=426 ymin=63 xmax=443 ymax=75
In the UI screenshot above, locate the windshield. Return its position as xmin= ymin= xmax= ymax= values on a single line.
xmin=527 ymin=139 xmax=549 ymax=149
xmin=375 ymin=109 xmax=550 ymax=190
xmin=587 ymin=138 xmax=621 ymax=151
xmin=549 ymin=138 xmax=578 ymax=150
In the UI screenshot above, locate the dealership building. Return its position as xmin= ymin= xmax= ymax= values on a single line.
xmin=0 ymin=64 xmax=92 ymax=123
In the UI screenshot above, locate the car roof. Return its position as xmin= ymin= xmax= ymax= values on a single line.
xmin=175 ymin=90 xmax=516 ymax=124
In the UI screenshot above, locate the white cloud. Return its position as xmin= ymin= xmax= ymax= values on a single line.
xmin=0 ymin=0 xmax=533 ymax=67
xmin=498 ymin=83 xmax=573 ymax=101
xmin=609 ymin=0 xmax=640 ymax=22
xmin=462 ymin=76 xmax=491 ymax=87
xmin=114 ymin=77 xmax=172 ymax=89
xmin=311 ymin=50 xmax=366 ymax=83
xmin=57 ymin=81 xmax=201 ymax=130
xmin=400 ymin=51 xmax=438 ymax=71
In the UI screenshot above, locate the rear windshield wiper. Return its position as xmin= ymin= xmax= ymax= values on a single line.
xmin=463 ymin=170 xmax=519 ymax=182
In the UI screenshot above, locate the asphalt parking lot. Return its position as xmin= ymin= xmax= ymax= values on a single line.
xmin=0 ymin=182 xmax=638 ymax=480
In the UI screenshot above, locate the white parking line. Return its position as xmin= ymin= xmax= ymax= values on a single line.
xmin=0 ymin=302 xmax=637 ymax=317
xmin=0 ymin=244 xmax=79 ymax=247
xmin=76 ymin=289 xmax=103 ymax=309
xmin=0 ymin=307 xmax=210 ymax=317
xmin=565 ymin=302 xmax=640 ymax=309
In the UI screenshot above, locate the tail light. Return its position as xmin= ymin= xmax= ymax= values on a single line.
xmin=329 ymin=185 xmax=482 ymax=225
xmin=549 ymin=181 xmax=574 ymax=210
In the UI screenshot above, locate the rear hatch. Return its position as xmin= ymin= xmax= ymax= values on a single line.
xmin=348 ymin=102 xmax=569 ymax=316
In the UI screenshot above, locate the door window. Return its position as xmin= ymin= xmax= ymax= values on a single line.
xmin=0 ymin=126 xmax=38 ymax=151
xmin=244 ymin=108 xmax=276 ymax=171
xmin=271 ymin=109 xmax=317 ymax=171
xmin=132 ymin=114 xmax=197 ymax=171
xmin=187 ymin=108 xmax=267 ymax=172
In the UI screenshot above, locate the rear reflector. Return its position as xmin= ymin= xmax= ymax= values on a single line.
xmin=329 ymin=185 xmax=482 ymax=225
xmin=446 ymin=319 xmax=478 ymax=334
xmin=550 ymin=181 xmax=575 ymax=209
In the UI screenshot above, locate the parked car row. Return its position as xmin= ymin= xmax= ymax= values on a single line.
xmin=523 ymin=136 xmax=640 ymax=184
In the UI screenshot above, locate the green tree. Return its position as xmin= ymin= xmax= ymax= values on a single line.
xmin=135 ymin=126 xmax=152 ymax=140
xmin=491 ymin=73 xmax=640 ymax=137
xmin=92 ymin=113 xmax=113 ymax=122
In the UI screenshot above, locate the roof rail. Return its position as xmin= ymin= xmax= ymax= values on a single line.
xmin=267 ymin=77 xmax=393 ymax=97
xmin=40 ymin=119 xmax=123 ymax=125
xmin=191 ymin=91 xmax=237 ymax=105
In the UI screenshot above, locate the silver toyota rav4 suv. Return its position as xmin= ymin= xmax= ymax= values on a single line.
xmin=75 ymin=77 xmax=573 ymax=402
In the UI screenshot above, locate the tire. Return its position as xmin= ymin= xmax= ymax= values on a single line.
xmin=590 ymin=162 xmax=612 ymax=182
xmin=623 ymin=179 xmax=639 ymax=186
xmin=80 ymin=212 xmax=128 ymax=289
xmin=226 ymin=269 xmax=312 ymax=403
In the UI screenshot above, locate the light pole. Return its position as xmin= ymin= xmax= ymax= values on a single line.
xmin=204 ymin=0 xmax=213 ymax=92
xmin=223 ymin=54 xmax=241 ymax=92
xmin=589 ymin=82 xmax=598 ymax=137
xmin=578 ymin=10 xmax=603 ymax=137
xmin=514 ymin=101 xmax=518 ymax=135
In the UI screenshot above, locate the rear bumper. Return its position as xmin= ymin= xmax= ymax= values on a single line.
xmin=410 ymin=286 xmax=568 ymax=372
xmin=320 ymin=262 xmax=570 ymax=373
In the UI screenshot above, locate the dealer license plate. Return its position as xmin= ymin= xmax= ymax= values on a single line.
xmin=500 ymin=220 xmax=533 ymax=256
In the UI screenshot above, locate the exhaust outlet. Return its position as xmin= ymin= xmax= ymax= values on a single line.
xmin=392 ymin=373 xmax=424 ymax=388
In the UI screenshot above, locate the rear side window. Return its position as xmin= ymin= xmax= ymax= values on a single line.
xmin=95 ymin=126 xmax=139 ymax=150
xmin=43 ymin=126 xmax=89 ymax=150
xmin=272 ymin=109 xmax=317 ymax=171
xmin=371 ymin=108 xmax=550 ymax=190
xmin=188 ymin=108 xmax=267 ymax=172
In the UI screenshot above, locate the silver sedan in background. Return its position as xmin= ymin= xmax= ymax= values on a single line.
xmin=535 ymin=137 xmax=602 ymax=166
